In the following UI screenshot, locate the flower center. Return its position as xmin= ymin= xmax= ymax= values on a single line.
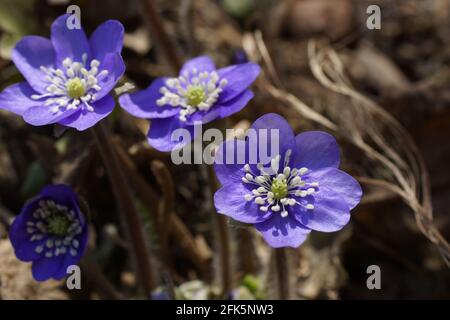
xmin=156 ymin=69 xmax=228 ymax=121
xmin=31 ymin=53 xmax=109 ymax=114
xmin=66 ymin=78 xmax=86 ymax=99
xmin=271 ymin=177 xmax=288 ymax=199
xmin=185 ymin=86 xmax=206 ymax=106
xmin=26 ymin=199 xmax=84 ymax=258
xmin=242 ymin=149 xmax=319 ymax=218
xmin=47 ymin=214 xmax=71 ymax=236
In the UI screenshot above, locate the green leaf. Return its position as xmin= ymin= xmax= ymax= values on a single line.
xmin=21 ymin=161 xmax=47 ymax=199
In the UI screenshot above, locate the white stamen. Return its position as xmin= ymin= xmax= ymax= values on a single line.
xmin=299 ymin=167 xmax=309 ymax=175
xmin=240 ymin=149 xmax=321 ymax=215
xmin=271 ymin=155 xmax=280 ymax=174
xmin=35 ymin=53 xmax=109 ymax=114
xmin=255 ymin=197 xmax=265 ymax=205
xmin=255 ymin=176 xmax=266 ymax=184
xmin=46 ymin=239 xmax=54 ymax=248
xmin=157 ymin=69 xmax=227 ymax=121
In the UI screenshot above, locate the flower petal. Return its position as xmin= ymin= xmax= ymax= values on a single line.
xmin=180 ymin=55 xmax=216 ymax=75
xmin=147 ymin=116 xmax=198 ymax=152
xmin=214 ymin=139 xmax=248 ymax=185
xmin=293 ymin=188 xmax=350 ymax=232
xmin=217 ymin=90 xmax=254 ymax=119
xmin=218 ymin=62 xmax=260 ymax=103
xmin=94 ymin=53 xmax=126 ymax=101
xmin=89 ymin=20 xmax=124 ymax=62
xmin=118 ymin=78 xmax=179 ymax=119
xmin=40 ymin=184 xmax=78 ymax=207
xmin=308 ymin=168 xmax=362 ymax=210
xmin=22 ymin=103 xmax=79 ymax=127
xmin=32 ymin=255 xmax=64 ymax=281
xmin=214 ymin=183 xmax=272 ymax=224
xmin=9 ymin=201 xmax=46 ymax=262
xmin=292 ymin=131 xmax=340 ymax=170
xmin=0 ymin=82 xmax=40 ymax=115
xmin=249 ymin=113 xmax=297 ymax=168
xmin=51 ymin=14 xmax=91 ymax=63
xmin=11 ymin=36 xmax=56 ymax=93
xmin=255 ymin=214 xmax=311 ymax=248
xmin=59 ymin=95 xmax=115 ymax=131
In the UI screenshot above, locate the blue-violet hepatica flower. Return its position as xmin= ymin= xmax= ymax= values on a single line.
xmin=119 ymin=55 xmax=260 ymax=151
xmin=9 ymin=185 xmax=88 ymax=281
xmin=0 ymin=14 xmax=125 ymax=131
xmin=213 ymin=113 xmax=363 ymax=248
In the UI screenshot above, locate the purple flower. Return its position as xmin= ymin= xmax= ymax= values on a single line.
xmin=213 ymin=113 xmax=362 ymax=248
xmin=0 ymin=14 xmax=125 ymax=131
xmin=232 ymin=49 xmax=249 ymax=64
xmin=9 ymin=185 xmax=88 ymax=281
xmin=119 ymin=55 xmax=260 ymax=151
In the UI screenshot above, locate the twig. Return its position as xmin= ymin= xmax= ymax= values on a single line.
xmin=150 ymin=160 xmax=174 ymax=258
xmin=81 ymin=253 xmax=124 ymax=299
xmin=140 ymin=0 xmax=183 ymax=71
xmin=113 ymin=141 xmax=211 ymax=274
xmin=91 ymin=122 xmax=156 ymax=296
xmin=179 ymin=0 xmax=197 ymax=57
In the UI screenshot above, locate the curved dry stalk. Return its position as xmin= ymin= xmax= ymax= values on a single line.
xmin=91 ymin=123 xmax=156 ymax=295
xmin=150 ymin=160 xmax=175 ymax=254
xmin=245 ymin=32 xmax=450 ymax=267
xmin=113 ymin=141 xmax=211 ymax=275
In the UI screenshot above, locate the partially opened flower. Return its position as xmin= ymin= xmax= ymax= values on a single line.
xmin=9 ymin=185 xmax=88 ymax=281
xmin=0 ymin=14 xmax=125 ymax=131
xmin=119 ymin=56 xmax=260 ymax=151
xmin=214 ymin=113 xmax=362 ymax=248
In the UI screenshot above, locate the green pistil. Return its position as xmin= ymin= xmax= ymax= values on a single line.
xmin=271 ymin=177 xmax=288 ymax=199
xmin=185 ymin=86 xmax=205 ymax=106
xmin=66 ymin=78 xmax=86 ymax=99
xmin=47 ymin=215 xmax=71 ymax=236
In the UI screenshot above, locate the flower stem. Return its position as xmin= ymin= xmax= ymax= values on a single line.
xmin=274 ymin=247 xmax=290 ymax=299
xmin=91 ymin=122 xmax=155 ymax=296
xmin=205 ymin=163 xmax=232 ymax=297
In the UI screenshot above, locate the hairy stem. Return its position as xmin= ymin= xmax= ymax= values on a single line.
xmin=205 ymin=164 xmax=232 ymax=297
xmin=274 ymin=248 xmax=290 ymax=299
xmin=91 ymin=122 xmax=155 ymax=296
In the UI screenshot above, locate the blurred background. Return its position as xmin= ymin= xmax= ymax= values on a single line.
xmin=0 ymin=0 xmax=449 ymax=299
